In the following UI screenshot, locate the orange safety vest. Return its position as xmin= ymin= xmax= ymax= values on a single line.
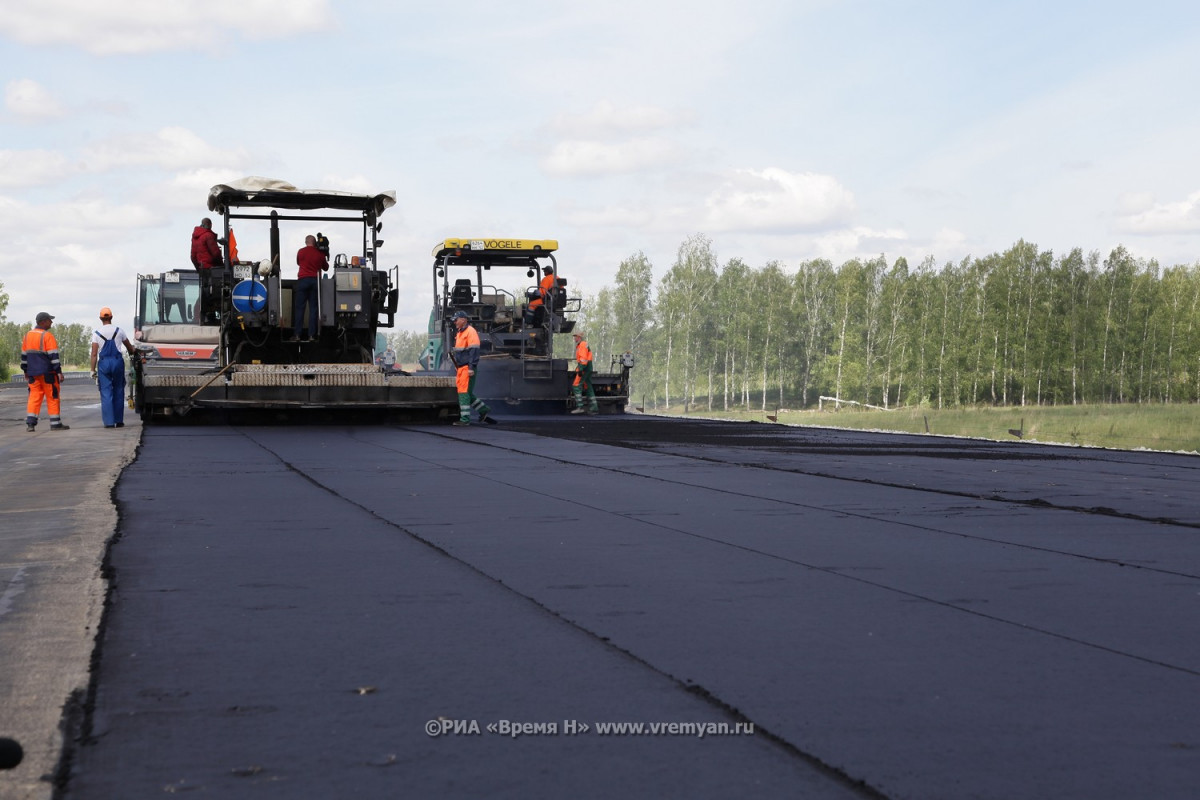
xmin=455 ymin=324 xmax=481 ymax=353
xmin=454 ymin=324 xmax=481 ymax=394
xmin=528 ymin=273 xmax=556 ymax=309
xmin=574 ymin=338 xmax=592 ymax=367
xmin=21 ymin=328 xmax=61 ymax=377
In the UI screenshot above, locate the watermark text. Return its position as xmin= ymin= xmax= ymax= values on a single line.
xmin=425 ymin=718 xmax=754 ymax=739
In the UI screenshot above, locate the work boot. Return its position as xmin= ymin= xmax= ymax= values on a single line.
xmin=25 ymin=423 xmax=35 ymax=432
xmin=570 ymin=407 xmax=586 ymax=415
xmin=452 ymin=419 xmax=471 ymax=427
xmin=50 ymin=424 xmax=70 ymax=431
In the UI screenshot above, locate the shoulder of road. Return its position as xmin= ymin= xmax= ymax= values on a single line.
xmin=0 ymin=379 xmax=139 ymax=799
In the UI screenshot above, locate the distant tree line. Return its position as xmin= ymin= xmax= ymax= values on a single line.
xmin=0 ymin=282 xmax=93 ymax=381
xmin=8 ymin=237 xmax=1196 ymax=410
xmin=0 ymin=321 xmax=93 ymax=380
xmin=575 ymin=235 xmax=1200 ymax=411
xmin=382 ymin=329 xmax=431 ymax=365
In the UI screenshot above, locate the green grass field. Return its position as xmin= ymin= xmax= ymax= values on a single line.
xmin=656 ymin=403 xmax=1200 ymax=454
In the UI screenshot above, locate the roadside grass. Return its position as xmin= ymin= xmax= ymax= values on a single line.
xmin=650 ymin=403 xmax=1200 ymax=454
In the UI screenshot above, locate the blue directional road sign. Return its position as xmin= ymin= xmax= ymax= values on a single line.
xmin=232 ymin=279 xmax=268 ymax=313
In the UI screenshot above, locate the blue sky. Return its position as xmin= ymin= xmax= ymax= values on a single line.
xmin=3 ymin=0 xmax=1200 ymax=332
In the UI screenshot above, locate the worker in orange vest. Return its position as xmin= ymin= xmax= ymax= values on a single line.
xmin=449 ymin=311 xmax=494 ymax=426
xmin=523 ymin=265 xmax=557 ymax=326
xmin=21 ymin=312 xmax=70 ymax=431
xmin=570 ymin=331 xmax=599 ymax=415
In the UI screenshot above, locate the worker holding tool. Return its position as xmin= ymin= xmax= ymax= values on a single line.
xmin=449 ymin=311 xmax=494 ymax=426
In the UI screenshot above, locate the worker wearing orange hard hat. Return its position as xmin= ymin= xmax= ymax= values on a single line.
xmin=89 ymin=307 xmax=138 ymax=428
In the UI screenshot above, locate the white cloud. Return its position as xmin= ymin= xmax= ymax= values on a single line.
xmin=0 ymin=195 xmax=171 ymax=327
xmin=548 ymin=101 xmax=694 ymax=139
xmin=929 ymin=227 xmax=970 ymax=260
xmin=0 ymin=194 xmax=166 ymax=242
xmin=0 ymin=130 xmax=248 ymax=191
xmin=1116 ymin=191 xmax=1155 ymax=215
xmin=0 ymin=0 xmax=334 ymax=55
xmin=138 ymin=169 xmax=251 ymax=213
xmin=0 ymin=150 xmax=76 ymax=188
xmin=318 ymin=174 xmax=383 ymax=194
xmin=541 ymin=137 xmax=683 ymax=178
xmin=80 ymin=127 xmax=250 ymax=173
xmin=1115 ymin=190 xmax=1200 ymax=235
xmin=5 ymin=78 xmax=65 ymax=120
xmin=704 ymin=168 xmax=856 ymax=233
xmin=560 ymin=203 xmax=657 ymax=229
xmin=806 ymin=226 xmax=908 ymax=260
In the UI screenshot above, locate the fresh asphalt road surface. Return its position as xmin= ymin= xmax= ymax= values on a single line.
xmin=60 ymin=416 xmax=1200 ymax=799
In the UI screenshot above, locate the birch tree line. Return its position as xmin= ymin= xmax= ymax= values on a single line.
xmin=0 ymin=281 xmax=94 ymax=380
xmin=577 ymin=235 xmax=1200 ymax=410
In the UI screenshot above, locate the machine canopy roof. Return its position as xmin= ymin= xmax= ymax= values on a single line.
xmin=432 ymin=238 xmax=558 ymax=260
xmin=208 ymin=177 xmax=397 ymax=217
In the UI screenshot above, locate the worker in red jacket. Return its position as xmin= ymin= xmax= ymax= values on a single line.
xmin=570 ymin=331 xmax=599 ymax=415
xmin=190 ymin=218 xmax=223 ymax=269
xmin=291 ymin=234 xmax=329 ymax=342
xmin=21 ymin=312 xmax=69 ymax=432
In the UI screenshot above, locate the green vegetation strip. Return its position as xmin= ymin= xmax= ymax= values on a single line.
xmin=664 ymin=404 xmax=1200 ymax=454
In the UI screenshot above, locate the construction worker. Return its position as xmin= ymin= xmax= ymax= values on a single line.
xmin=449 ymin=311 xmax=493 ymax=426
xmin=570 ymin=331 xmax=599 ymax=415
xmin=21 ymin=312 xmax=69 ymax=432
xmin=191 ymin=217 xmax=225 ymax=324
xmin=89 ymin=307 xmax=138 ymax=428
xmin=190 ymin=217 xmax=223 ymax=269
xmin=290 ymin=234 xmax=329 ymax=342
xmin=523 ymin=265 xmax=557 ymax=326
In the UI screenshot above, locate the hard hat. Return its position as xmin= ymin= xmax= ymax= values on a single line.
xmin=451 ymin=310 xmax=469 ymax=321
xmin=35 ymin=312 xmax=54 ymax=323
xmin=99 ymin=307 xmax=113 ymax=318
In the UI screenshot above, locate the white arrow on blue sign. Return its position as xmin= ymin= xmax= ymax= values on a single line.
xmin=232 ymin=279 xmax=268 ymax=313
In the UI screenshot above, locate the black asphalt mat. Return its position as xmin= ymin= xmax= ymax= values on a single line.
xmin=63 ymin=417 xmax=1200 ymax=799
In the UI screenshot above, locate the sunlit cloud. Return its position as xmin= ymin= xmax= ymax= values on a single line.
xmin=5 ymin=78 xmax=65 ymax=120
xmin=0 ymin=150 xmax=77 ymax=188
xmin=0 ymin=0 xmax=334 ymax=55
xmin=1115 ymin=190 xmax=1200 ymax=234
xmin=80 ymin=127 xmax=251 ymax=172
xmin=560 ymin=203 xmax=656 ymax=229
xmin=704 ymin=168 xmax=856 ymax=233
xmin=0 ymin=194 xmax=166 ymax=242
xmin=542 ymin=137 xmax=684 ymax=178
xmin=548 ymin=101 xmax=694 ymax=139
